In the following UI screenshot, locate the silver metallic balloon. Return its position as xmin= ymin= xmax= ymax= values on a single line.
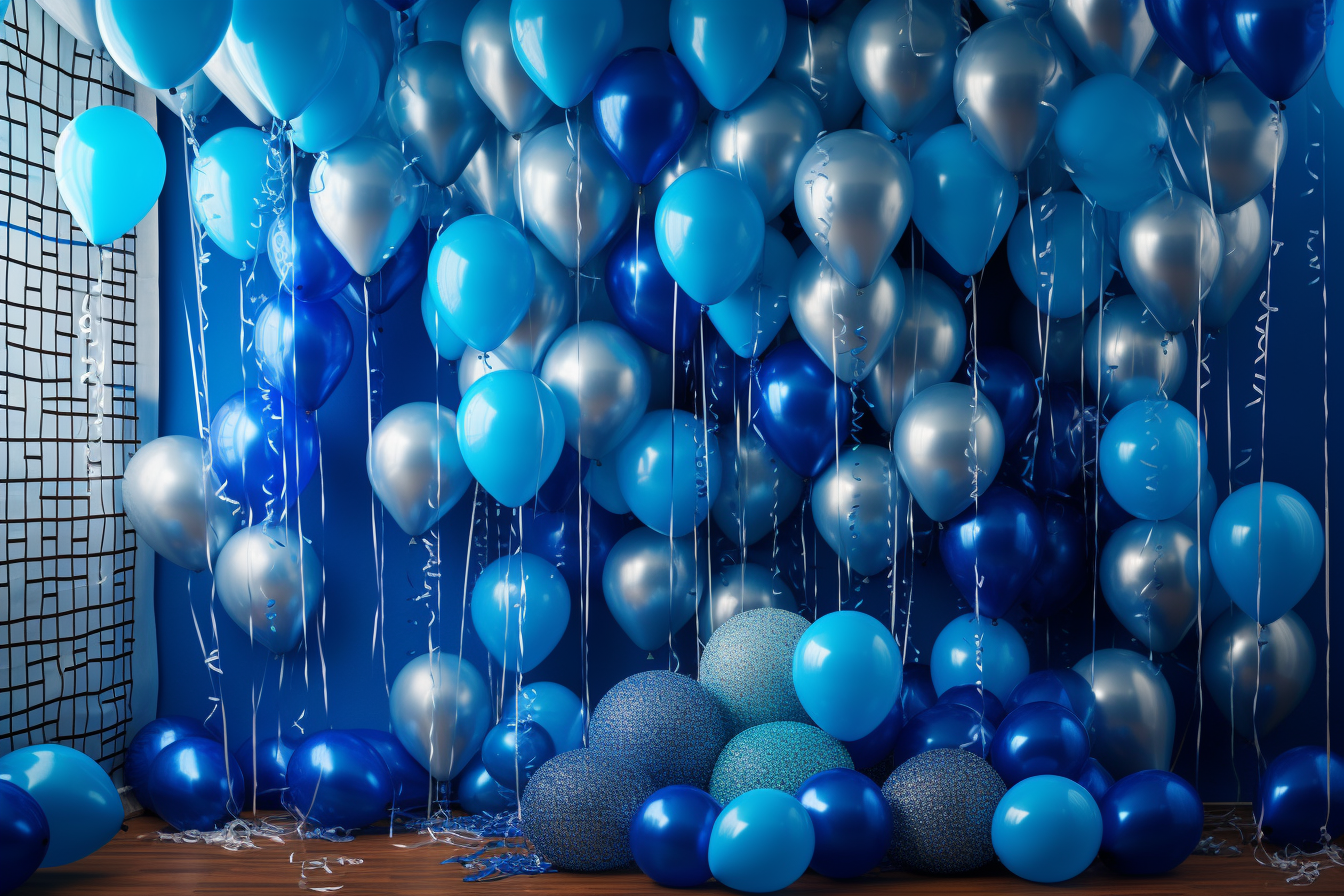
xmin=1083 ymin=294 xmax=1187 ymax=413
xmin=1134 ymin=36 xmax=1194 ymax=119
xmin=710 ymin=79 xmax=823 ymax=221
xmin=214 ymin=525 xmax=322 ymax=655
xmin=711 ymin=427 xmax=805 ymax=549
xmin=862 ymin=268 xmax=967 ymax=432
xmin=122 ymin=435 xmax=239 ymax=572
xmin=812 ymin=444 xmax=908 ymax=577
xmin=1203 ymin=608 xmax=1316 ymax=740
xmin=1100 ymin=519 xmax=1208 ymax=654
xmin=774 ymin=0 xmax=866 ymax=132
xmin=386 ymin=41 xmax=493 ymax=187
xmin=521 ymin=123 xmax=633 ymax=268
xmin=390 ymin=651 xmax=492 ymax=779
xmin=789 ymin=248 xmax=905 ymax=384
xmin=486 ymin=235 xmax=576 ymax=372
xmin=1010 ymin=299 xmax=1092 ymax=384
xmin=1119 ymin=189 xmax=1222 ymax=334
xmin=310 ymin=137 xmax=427 ymax=276
xmin=794 ymin=129 xmax=913 ymax=288
xmin=540 ymin=321 xmax=652 ymax=459
xmin=1204 ymin=196 xmax=1270 ymax=331
xmin=1073 ymin=648 xmax=1176 ymax=779
xmin=153 ymin=71 xmax=222 ymax=125
xmin=848 ymin=0 xmax=962 ymax=135
xmin=457 ymin=125 xmax=524 ymax=229
xmin=367 ymin=403 xmax=473 ymax=537
xmin=458 ymin=345 xmax=526 ymax=395
xmin=1052 ymin=0 xmax=1157 ymax=79
xmin=461 ymin=0 xmax=553 ymax=135
xmin=699 ymin=563 xmax=797 ymax=638
xmin=203 ymin=41 xmax=270 ymax=127
xmin=602 ymin=527 xmax=705 ymax=651
xmin=892 ymin=381 xmax=1005 ymax=522
xmin=643 ymin=122 xmax=712 ymax=211
xmin=1171 ymin=72 xmax=1287 ymax=214
xmin=36 ymin=0 xmax=102 ymax=49
xmin=953 ymin=14 xmax=1075 ymax=173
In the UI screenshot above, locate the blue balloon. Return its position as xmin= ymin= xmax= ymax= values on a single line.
xmin=795 ymin=769 xmax=892 ymax=879
xmin=348 ymin=222 xmax=430 ymax=315
xmin=1005 ymin=668 xmax=1097 ymax=731
xmin=420 ymin=280 xmax=468 ymax=362
xmin=594 ymin=49 xmax=699 ymax=185
xmin=125 ymin=716 xmax=213 ymax=813
xmin=254 ymin=297 xmax=353 ymax=411
xmin=482 ymin=719 xmax=556 ymax=792
xmin=268 ymin=199 xmax=354 ymax=302
xmin=939 ymin=485 xmax=1044 ymax=620
xmin=224 ymin=0 xmax=348 ymax=121
xmin=585 ymin=445 xmax=634 ymax=513
xmin=1055 ymin=74 xmax=1170 ymax=212
xmin=967 ymin=346 xmax=1037 ymax=450
xmin=457 ymin=370 xmax=566 ymax=507
xmin=697 ymin=328 xmax=754 ymax=426
xmin=518 ymin=508 xmax=626 ymax=597
xmin=1099 ymin=770 xmax=1203 ymax=875
xmin=0 ymin=779 xmax=48 ymax=892
xmin=1007 ymin=191 xmax=1114 ymax=318
xmin=190 ymin=127 xmax=273 ymax=260
xmin=285 ymin=731 xmax=393 ymax=830
xmin=148 ymin=737 xmax=244 ymax=832
xmin=0 ymin=745 xmax=121 ymax=868
xmin=290 ymin=28 xmax=379 ymax=153
xmin=470 ymin=552 xmax=571 ymax=672
xmin=841 ymin=698 xmax=904 ymax=769
xmin=1014 ymin=383 xmax=1085 ymax=495
xmin=784 ymin=0 xmax=842 ymax=15
xmin=431 ymin=215 xmax=536 ymax=352
xmin=1254 ymin=746 xmax=1344 ymax=848
xmin=349 ymin=729 xmax=431 ymax=810
xmin=752 ymin=339 xmax=854 ymax=478
xmin=670 ymin=0 xmax=788 ymax=112
xmin=992 ymin=776 xmax=1102 ymax=883
xmin=793 ymin=610 xmax=902 ymax=741
xmin=707 ymin=788 xmax=815 ymax=893
xmin=234 ymin=736 xmax=292 ymax=811
xmin=1209 ymin=482 xmax=1324 ymax=624
xmin=501 ymin=681 xmax=590 ymax=754
xmin=900 ymin=661 xmax=938 ymax=722
xmin=631 ymin=785 xmax=722 ymax=887
xmin=605 ymin=213 xmax=704 ymax=354
xmin=209 ymin=388 xmax=318 ymax=520
xmin=96 ymin=0 xmax=231 ymax=89
xmin=891 ymin=703 xmax=996 ymax=768
xmin=511 ymin=0 xmax=624 ymax=109
xmin=1146 ymin=0 xmax=1230 ymax=79
xmin=655 ymin=167 xmax=766 ymax=305
xmin=616 ymin=410 xmax=722 ymax=536
xmin=455 ymin=757 xmax=517 ymax=815
xmin=990 ymin=702 xmax=1091 ymax=787
xmin=910 ymin=124 xmax=1018 ymax=276
xmin=1219 ymin=0 xmax=1327 ymax=102
xmin=1020 ymin=499 xmax=1088 ymax=618
xmin=937 ymin=685 xmax=1007 ymax=726
xmin=706 ymin=227 xmax=797 ymax=359
xmin=533 ymin=443 xmax=590 ymax=512
xmin=1077 ymin=758 xmax=1115 ymax=803
xmin=1099 ymin=399 xmax=1206 ymax=520
xmin=930 ymin=613 xmax=1030 ymax=701
xmin=55 ymin=105 xmax=166 ymax=247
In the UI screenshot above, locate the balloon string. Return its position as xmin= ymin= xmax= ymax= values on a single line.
xmin=286 ymin=128 xmax=313 ymax=736
xmin=1320 ymin=88 xmax=1334 ymax=842
xmin=1023 ymin=167 xmax=1053 ymax=498
xmin=365 ymin=280 xmax=389 ymax=698
xmin=968 ymin=271 xmax=981 ymax=621
xmin=698 ymin=314 xmax=712 ymax=652
xmin=314 ymin=422 xmax=330 ymax=722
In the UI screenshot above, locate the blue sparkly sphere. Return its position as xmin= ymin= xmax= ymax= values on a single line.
xmin=588 ymin=671 xmax=729 ymax=789
xmin=883 ymin=748 xmax=1007 ymax=875
xmin=709 ymin=721 xmax=853 ymax=806
xmin=699 ymin=608 xmax=812 ymax=734
xmin=520 ymin=749 xmax=655 ymax=871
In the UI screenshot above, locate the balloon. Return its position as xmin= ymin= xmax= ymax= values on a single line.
xmin=0 ymin=779 xmax=48 ymax=891
xmin=1006 ymin=669 xmax=1097 ymax=730
xmin=773 ymin=0 xmax=864 ymax=131
xmin=521 ymin=123 xmax=633 ymax=268
xmin=605 ymin=214 xmax=702 ymax=354
xmin=900 ymin=662 xmax=938 ymax=721
xmin=416 ymin=0 xmax=475 ymax=44
xmin=510 ymin=0 xmax=623 ymax=109
xmin=290 ymin=27 xmax=379 ymax=153
xmin=457 ymin=231 xmax=567 ymax=367
xmin=146 ymin=737 xmax=242 ymax=832
xmin=367 ymin=402 xmax=472 ymax=536
xmin=594 ymin=49 xmax=699 ymax=185
xmin=992 ymin=776 xmax=1102 ymax=883
xmin=784 ymin=0 xmax=842 ymax=13
xmin=701 ymin=564 xmax=796 ymax=637
xmin=940 ymin=485 xmax=1044 ymax=620
xmin=794 ymin=610 xmax=901 ymax=741
xmin=631 ymin=785 xmax=722 ymax=888
xmin=616 ymin=410 xmax=721 ymax=536
xmin=811 ymin=445 xmax=907 ymax=577
xmin=188 ymin=126 xmax=271 ymax=260
xmin=931 ymin=613 xmax=1029 ymax=700
xmin=1218 ymin=0 xmax=1326 ymax=102
xmin=153 ymin=70 xmax=223 ymax=125
xmin=95 ymin=0 xmax=230 ymax=90
xmin=1055 ymin=74 xmax=1169 ymax=212
xmin=1017 ymin=385 xmax=1084 ymax=504
xmin=386 ymin=41 xmax=492 ymax=187
xmin=656 ymin=167 xmax=765 ymax=305
xmin=350 ymin=222 xmax=432 ymax=316
xmin=753 ymin=339 xmax=854 ymax=478
xmin=461 ymin=0 xmax=552 ymax=135
xmin=707 ymin=227 xmax=796 ymax=358
xmin=1073 ymin=648 xmax=1175 ymax=779
xmin=617 ymin=0 xmax=671 ymax=54
xmin=520 ymin=501 xmax=618 ymax=589
xmin=126 ymin=716 xmax=214 ymax=812
xmin=470 ymin=552 xmax=571 ymax=673
xmin=345 ymin=0 xmax=394 ymax=85
xmin=203 ymin=39 xmax=270 ymax=125
xmin=457 ymin=370 xmax=565 ymax=507
xmin=1135 ymin=36 xmax=1195 ymax=116
xmin=234 ymin=736 xmax=292 ymax=810
xmin=670 ymin=0 xmax=787 ymax=112
xmin=421 ymin=281 xmax=468 ymax=361
xmin=1008 ymin=192 xmax=1114 ymax=318
xmin=349 ymin=729 xmax=431 ymax=809
xmin=456 ymin=757 xmax=517 ymax=815
xmin=602 ymin=526 xmax=705 ymax=650
xmin=254 ymin=297 xmax=353 ymax=412
xmin=540 ymin=322 xmax=652 ymax=459
xmin=1098 ymin=399 xmax=1205 ymax=520
xmin=891 ymin=703 xmax=996 ymax=767
xmin=1053 ymin=0 xmax=1158 ymax=78
xmin=482 ymin=720 xmax=555 ymax=792
xmin=643 ymin=121 xmax=713 ymax=212
xmin=909 ymin=125 xmax=1017 ymax=276
xmin=214 ymin=524 xmax=321 ymax=654
xmin=310 ymin=137 xmax=427 ymax=276
xmin=953 ymin=15 xmax=1075 ymax=173
xmin=224 ymin=0 xmax=347 ymax=121
xmin=532 ymin=444 xmax=588 ymax=512
xmin=795 ymin=769 xmax=891 ymax=879
xmin=501 ymin=682 xmax=588 ymax=754
xmin=1101 ymin=519 xmax=1207 ymax=653
xmin=794 ymin=129 xmax=912 ymax=289
xmin=209 ymin=389 xmax=317 ymax=520
xmin=965 ymin=347 xmax=1034 ymax=450
xmin=1146 ymin=0 xmax=1229 ymax=78
xmin=1099 ymin=769 xmax=1203 ymax=875
xmin=34 ymin=0 xmax=103 ymax=49
xmin=789 ymin=249 xmax=904 ymax=384
xmin=841 ymin=698 xmax=904 ymax=769
xmin=848 ymin=0 xmax=961 ymax=135
xmin=585 ymin=449 xmax=633 ymax=513
xmin=1255 ymin=746 xmax=1344 ymax=848
xmin=285 ymin=731 xmax=392 ymax=829
xmin=1078 ymin=758 xmax=1116 ymax=803
xmin=1203 ymin=608 xmax=1315 ymax=739
xmin=893 ymin=382 xmax=1005 ymax=522
xmin=122 ymin=436 xmax=238 ymax=572
xmin=0 ymin=744 xmax=121 ymax=867
xmin=1011 ymin=300 xmax=1092 ymax=384
xmin=268 ymin=199 xmax=354 ymax=302
xmin=1204 ymin=196 xmax=1270 ymax=330
xmin=1170 ymin=74 xmax=1286 ymax=215
xmin=990 ymin=702 xmax=1090 ymax=787
xmin=1210 ymin=482 xmax=1324 ymax=624
xmin=1121 ymin=189 xmax=1222 ymax=333
xmin=707 ymin=789 xmax=815 ymax=894
xmin=1084 ymin=294 xmax=1187 ymax=414
xmin=711 ymin=428 xmax=805 ymax=550
xmin=937 ymin=684 xmax=1007 ymax=726
xmin=390 ymin=652 xmax=491 ymax=779
xmin=709 ymin=79 xmax=822 ymax=221
xmin=429 ymin=215 xmax=535 ymax=353
xmin=54 ymin=105 xmax=165 ymax=248
xmin=1020 ymin=500 xmax=1088 ymax=618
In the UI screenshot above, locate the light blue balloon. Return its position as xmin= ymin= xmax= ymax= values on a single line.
xmin=510 ymin=0 xmax=623 ymax=109
xmin=670 ymin=0 xmax=788 ymax=112
xmin=1099 ymin=399 xmax=1206 ymax=521
xmin=55 ymin=105 xmax=166 ymax=248
xmin=470 ymin=552 xmax=571 ymax=672
xmin=95 ymin=0 xmax=231 ymax=90
xmin=992 ymin=776 xmax=1102 ymax=883
xmin=910 ymin=124 xmax=1017 ymax=276
xmin=1007 ymin=191 xmax=1115 ymax=318
xmin=708 ymin=788 xmax=815 ymax=893
xmin=224 ymin=0 xmax=348 ymax=121
xmin=1055 ymin=73 xmax=1169 ymax=213
xmin=616 ymin=409 xmax=722 ymax=536
xmin=457 ymin=370 xmax=566 ymax=507
xmin=583 ymin=445 xmax=632 ymax=514
xmin=1210 ymin=482 xmax=1324 ymax=625
xmin=930 ymin=613 xmax=1029 ymax=701
xmin=1173 ymin=470 xmax=1217 ymax=545
xmin=290 ymin=28 xmax=379 ymax=153
xmin=501 ymin=681 xmax=587 ymax=753
xmin=655 ymin=167 xmax=765 ymax=305
xmin=792 ymin=610 xmax=901 ymax=741
xmin=431 ymin=214 xmax=536 ymax=353
xmin=0 ymin=744 xmax=123 ymax=867
xmin=190 ymin=127 xmax=273 ymax=260
xmin=707 ymin=227 xmax=796 ymax=358
xmin=420 ymin=281 xmax=468 ymax=362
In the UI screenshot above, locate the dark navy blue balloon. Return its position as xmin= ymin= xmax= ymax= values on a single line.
xmin=1218 ymin=0 xmax=1327 ymax=101
xmin=1254 ymin=746 xmax=1344 ymax=848
xmin=900 ymin=662 xmax=938 ymax=723
xmin=148 ymin=736 xmax=244 ymax=832
xmin=125 ymin=716 xmax=212 ymax=813
xmin=937 ymin=685 xmax=1007 ymax=726
xmin=1005 ymin=669 xmax=1098 ymax=731
xmin=482 ymin=719 xmax=555 ymax=793
xmin=967 ymin=346 xmax=1037 ymax=449
xmin=842 ymin=697 xmax=904 ymax=769
xmin=752 ymin=340 xmax=853 ymax=479
xmin=285 ymin=731 xmax=393 ymax=830
xmin=630 ymin=785 xmax=722 ymax=888
xmin=1089 ymin=476 xmax=1134 ymax=535
xmin=234 ymin=736 xmax=292 ymax=811
xmin=344 ymin=222 xmax=430 ymax=314
xmin=268 ymin=198 xmax=353 ymax=302
xmin=1016 ymin=383 xmax=1084 ymax=495
xmin=455 ymin=757 xmax=517 ymax=816
xmin=891 ymin=703 xmax=996 ymax=769
xmin=989 ymin=702 xmax=1090 ymax=787
xmin=1145 ymin=0 xmax=1230 ymax=79
xmin=593 ymin=49 xmax=699 ymax=185
xmin=1078 ymin=758 xmax=1115 ymax=803
xmin=606 ymin=215 xmax=702 ymax=353
xmin=939 ymin=485 xmax=1044 ymax=619
xmin=254 ymin=297 xmax=353 ymax=411
xmin=532 ymin=443 xmax=591 ymax=513
xmin=518 ymin=506 xmax=628 ymax=594
xmin=209 ymin=388 xmax=318 ymax=519
xmin=1100 ymin=770 xmax=1204 ymax=875
xmin=0 ymin=779 xmax=48 ymax=892
xmin=349 ymin=729 xmax=431 ymax=811
xmin=796 ymin=769 xmax=893 ymax=879
xmin=1020 ymin=498 xmax=1088 ymax=618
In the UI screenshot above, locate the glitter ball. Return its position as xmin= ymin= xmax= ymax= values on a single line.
xmin=882 ymin=748 xmax=1007 ymax=875
xmin=699 ymin=607 xmax=812 ymax=734
xmin=588 ymin=670 xmax=730 ymax=789
xmin=709 ymin=721 xmax=853 ymax=806
xmin=520 ymin=749 xmax=655 ymax=872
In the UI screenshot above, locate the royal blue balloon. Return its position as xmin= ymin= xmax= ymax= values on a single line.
xmin=532 ymin=443 xmax=590 ymax=512
xmin=224 ymin=0 xmax=348 ymax=121
xmin=795 ymin=769 xmax=893 ymax=879
xmin=631 ymin=785 xmax=722 ymax=888
xmin=1218 ymin=0 xmax=1327 ymax=102
xmin=606 ymin=213 xmax=703 ymax=353
xmin=285 ymin=731 xmax=393 ymax=829
xmin=670 ymin=0 xmax=788 ymax=112
xmin=1005 ymin=669 xmax=1097 ymax=731
xmin=349 ymin=222 xmax=430 ymax=315
xmin=456 ymin=757 xmax=517 ymax=815
xmin=594 ymin=49 xmax=699 ymax=185
xmin=511 ymin=0 xmax=624 ymax=109
xmin=990 ymin=702 xmax=1091 ymax=787
xmin=616 ymin=409 xmax=722 ymax=536
xmin=1209 ymin=482 xmax=1324 ymax=624
xmin=254 ymin=296 xmax=353 ymax=412
xmin=655 ymin=166 xmax=765 ymax=305
xmin=1099 ymin=399 xmax=1205 ymax=521
xmin=518 ymin=508 xmax=626 ymax=596
xmin=1078 ymin=758 xmax=1115 ymax=803
xmin=1054 ymin=74 xmax=1170 ymax=212
xmin=901 ymin=661 xmax=938 ymax=722
xmin=1254 ymin=746 xmax=1344 ymax=848
xmin=431 ymin=215 xmax=536 ymax=351
xmin=96 ymin=0 xmax=232 ymax=90
xmin=910 ymin=124 xmax=1019 ymax=276
xmin=234 ymin=736 xmax=292 ymax=811
xmin=752 ymin=339 xmax=853 ymax=478
xmin=967 ymin=346 xmax=1037 ymax=450
xmin=56 ymin=105 xmax=166 ymax=247
xmin=1020 ymin=499 xmax=1088 ymax=618
xmin=1015 ymin=383 xmax=1085 ymax=494
xmin=793 ymin=610 xmax=902 ymax=741
xmin=697 ymin=327 xmax=753 ymax=425
xmin=930 ymin=614 xmax=1030 ymax=700
xmin=992 ymin=776 xmax=1102 ymax=883
xmin=148 ymin=737 xmax=244 ymax=832
xmin=209 ymin=388 xmax=318 ymax=520
xmin=707 ymin=788 xmax=815 ymax=893
xmin=457 ymin=371 xmax=566 ymax=507
xmin=0 ymin=745 xmax=121 ymax=868
xmin=482 ymin=719 xmax=555 ymax=792
xmin=1099 ymin=770 xmax=1203 ymax=875
xmin=937 ymin=685 xmax=1007 ymax=726
xmin=841 ymin=698 xmax=904 ymax=769
xmin=1145 ymin=0 xmax=1230 ymax=79
xmin=939 ymin=486 xmax=1044 ymax=620
xmin=125 ymin=716 xmax=213 ymax=813
xmin=891 ymin=703 xmax=996 ymax=768
xmin=190 ymin=127 xmax=273 ymax=259
xmin=0 ymin=779 xmax=48 ymax=892
xmin=269 ymin=199 xmax=354 ymax=302
xmin=349 ymin=729 xmax=431 ymax=810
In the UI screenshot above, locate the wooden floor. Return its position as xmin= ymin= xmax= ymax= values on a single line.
xmin=11 ymin=810 xmax=1321 ymax=895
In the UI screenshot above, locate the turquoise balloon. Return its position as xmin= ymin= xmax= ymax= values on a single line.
xmin=706 ymin=227 xmax=797 ymax=358
xmin=1099 ymin=399 xmax=1206 ymax=521
xmin=911 ymin=124 xmax=1018 ymax=276
xmin=992 ymin=776 xmax=1102 ymax=883
xmin=792 ymin=610 xmax=902 ymax=741
xmin=708 ymin=789 xmax=815 ymax=893
xmin=96 ymin=0 xmax=232 ymax=90
xmin=290 ymin=28 xmax=379 ymax=153
xmin=431 ymin=214 xmax=536 ymax=353
xmin=190 ymin=127 xmax=273 ymax=260
xmin=55 ymin=105 xmax=166 ymax=247
xmin=931 ymin=613 xmax=1030 ymax=701
xmin=510 ymin=0 xmax=624 ymax=109
xmin=670 ymin=0 xmax=788 ymax=112
xmin=457 ymin=370 xmax=565 ymax=507
xmin=1210 ymin=482 xmax=1324 ymax=625
xmin=655 ymin=167 xmax=765 ymax=305
xmin=1007 ymin=191 xmax=1115 ymax=317
xmin=420 ymin=281 xmax=467 ymax=362
xmin=470 ymin=552 xmax=572 ymax=672
xmin=617 ymin=410 xmax=722 ymax=536
xmin=1055 ymin=73 xmax=1169 ymax=213
xmin=225 ymin=0 xmax=348 ymax=121
xmin=0 ymin=744 xmax=123 ymax=867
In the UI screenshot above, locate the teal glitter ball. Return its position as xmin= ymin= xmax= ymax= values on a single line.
xmin=699 ymin=607 xmax=812 ymax=734
xmin=587 ymin=670 xmax=729 ymax=789
xmin=709 ymin=721 xmax=854 ymax=805
xmin=520 ymin=749 xmax=655 ymax=872
xmin=882 ymin=748 xmax=1007 ymax=875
